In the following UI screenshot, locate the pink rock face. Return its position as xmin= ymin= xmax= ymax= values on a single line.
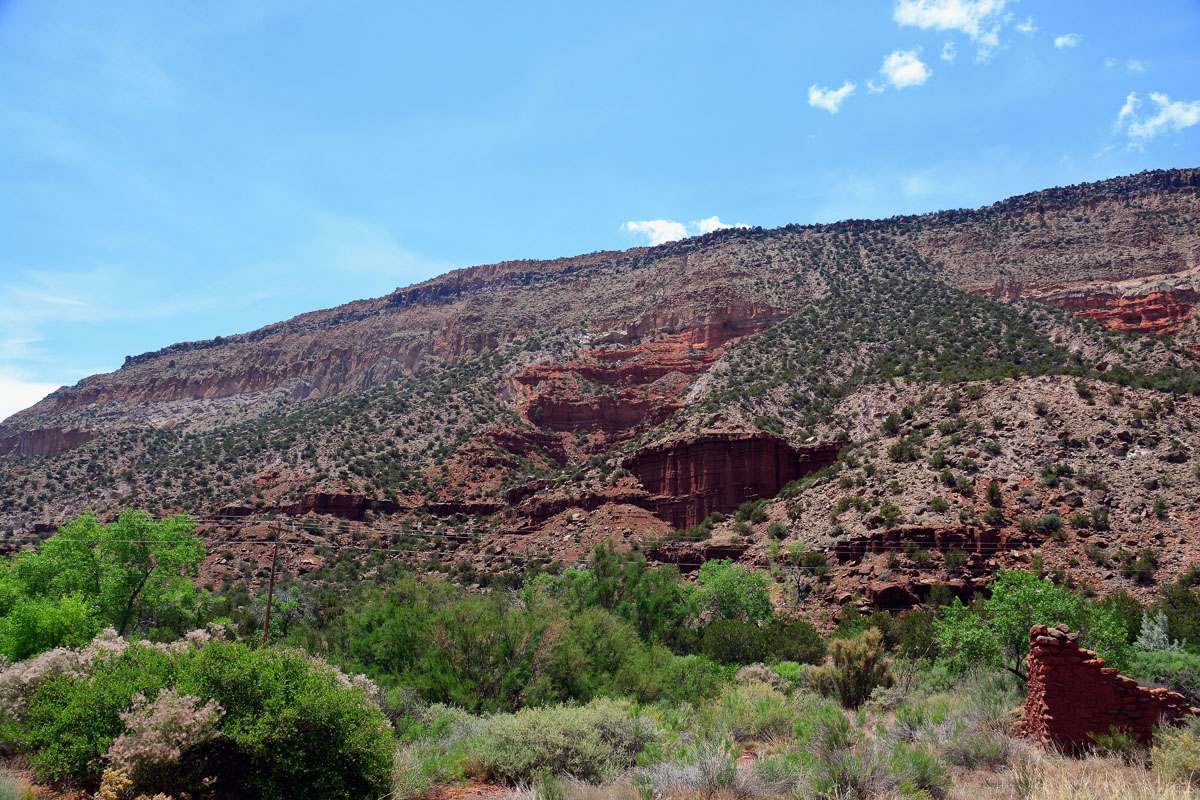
xmin=625 ymin=433 xmax=839 ymax=529
xmin=1023 ymin=624 xmax=1200 ymax=750
xmin=0 ymin=427 xmax=93 ymax=458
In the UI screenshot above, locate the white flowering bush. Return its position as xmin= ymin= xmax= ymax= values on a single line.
xmin=105 ymin=690 xmax=223 ymax=794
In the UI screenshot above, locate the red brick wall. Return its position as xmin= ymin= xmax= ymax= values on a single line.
xmin=1023 ymin=623 xmax=1200 ymax=749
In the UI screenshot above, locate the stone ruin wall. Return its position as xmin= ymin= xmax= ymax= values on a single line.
xmin=1023 ymin=623 xmax=1200 ymax=749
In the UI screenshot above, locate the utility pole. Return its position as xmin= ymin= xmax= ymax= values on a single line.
xmin=262 ymin=535 xmax=280 ymax=646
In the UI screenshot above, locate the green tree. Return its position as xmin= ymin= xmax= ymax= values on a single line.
xmin=934 ymin=569 xmax=1130 ymax=681
xmin=0 ymin=510 xmax=205 ymax=659
xmin=697 ymin=559 xmax=773 ymax=624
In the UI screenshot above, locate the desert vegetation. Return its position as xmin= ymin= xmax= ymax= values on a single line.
xmin=4 ymin=514 xmax=1200 ymax=798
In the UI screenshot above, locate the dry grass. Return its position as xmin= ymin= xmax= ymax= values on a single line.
xmin=949 ymin=750 xmax=1199 ymax=800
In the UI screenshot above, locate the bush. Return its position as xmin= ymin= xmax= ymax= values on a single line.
xmin=808 ymin=628 xmax=894 ymax=709
xmin=889 ymin=742 xmax=950 ymax=798
xmin=1153 ymin=716 xmax=1200 ymax=786
xmin=1131 ymin=650 xmax=1200 ymax=705
xmin=697 ymin=560 xmax=773 ymax=624
xmin=104 ymin=689 xmax=223 ymax=794
xmin=18 ymin=637 xmax=395 ymax=800
xmin=462 ymin=698 xmax=655 ymax=783
xmin=942 ymin=731 xmax=1013 ymax=770
xmin=703 ymin=682 xmax=795 ymax=743
xmin=763 ymin=619 xmax=826 ymax=665
xmin=699 ymin=620 xmax=766 ymax=665
xmin=1120 ymin=548 xmax=1159 ymax=584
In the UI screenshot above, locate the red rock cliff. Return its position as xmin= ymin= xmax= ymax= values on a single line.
xmin=1023 ymin=623 xmax=1200 ymax=749
xmin=625 ymin=433 xmax=840 ymax=529
xmin=0 ymin=428 xmax=93 ymax=458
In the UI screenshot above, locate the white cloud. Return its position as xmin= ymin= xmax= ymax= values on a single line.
xmin=1054 ymin=33 xmax=1082 ymax=49
xmin=0 ymin=371 xmax=59 ymax=422
xmin=881 ymin=49 xmax=931 ymax=89
xmin=622 ymin=217 xmax=749 ymax=246
xmin=807 ymin=81 xmax=856 ymax=113
xmin=1125 ymin=92 xmax=1200 ymax=142
xmin=1104 ymin=57 xmax=1116 ymax=68
xmin=941 ymin=41 xmax=957 ymax=62
xmin=621 ymin=220 xmax=689 ymax=246
xmin=1015 ymin=16 xmax=1037 ymax=34
xmin=696 ymin=216 xmax=747 ymax=234
xmin=867 ymin=79 xmax=886 ymax=94
xmin=1127 ymin=59 xmax=1146 ymax=72
xmin=893 ymin=0 xmax=1009 ymax=57
xmin=1117 ymin=92 xmax=1140 ymax=125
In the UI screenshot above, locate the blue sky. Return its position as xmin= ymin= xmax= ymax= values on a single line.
xmin=1 ymin=0 xmax=1199 ymax=421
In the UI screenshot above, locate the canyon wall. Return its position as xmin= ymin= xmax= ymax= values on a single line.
xmin=626 ymin=434 xmax=839 ymax=529
xmin=1023 ymin=623 xmax=1200 ymax=749
xmin=0 ymin=428 xmax=93 ymax=458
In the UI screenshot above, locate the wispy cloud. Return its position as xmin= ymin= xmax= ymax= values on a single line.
xmin=1121 ymin=92 xmax=1200 ymax=144
xmin=808 ymin=81 xmax=856 ymax=113
xmin=622 ymin=217 xmax=749 ymax=246
xmin=1015 ymin=16 xmax=1037 ymax=34
xmin=1053 ymin=33 xmax=1082 ymax=50
xmin=940 ymin=41 xmax=957 ymax=62
xmin=881 ymin=49 xmax=931 ymax=89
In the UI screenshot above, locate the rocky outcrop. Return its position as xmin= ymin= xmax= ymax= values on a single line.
xmin=1022 ymin=624 xmax=1200 ymax=750
xmin=512 ymin=330 xmax=737 ymax=436
xmin=0 ymin=427 xmax=93 ymax=458
xmin=625 ymin=434 xmax=840 ymax=529
xmin=280 ymin=492 xmax=401 ymax=520
xmin=833 ymin=524 xmax=1036 ymax=564
xmin=998 ymin=266 xmax=1200 ymax=336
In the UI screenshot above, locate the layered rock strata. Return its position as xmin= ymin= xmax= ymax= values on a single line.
xmin=625 ymin=433 xmax=839 ymax=529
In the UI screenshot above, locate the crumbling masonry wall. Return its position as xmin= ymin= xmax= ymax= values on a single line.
xmin=1023 ymin=623 xmax=1200 ymax=749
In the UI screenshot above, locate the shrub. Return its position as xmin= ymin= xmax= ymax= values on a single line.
xmin=699 ymin=620 xmax=765 ymax=665
xmin=1131 ymin=650 xmax=1200 ymax=705
xmin=1153 ymin=716 xmax=1200 ymax=786
xmin=1035 ymin=514 xmax=1063 ymax=536
xmin=943 ymin=548 xmax=967 ymax=572
xmin=808 ymin=629 xmax=894 ymax=709
xmin=1068 ymin=511 xmax=1091 ymax=529
xmin=929 ymin=496 xmax=948 ymax=512
xmin=462 ymin=698 xmax=655 ymax=783
xmin=763 ymin=619 xmax=827 ymax=665
xmin=392 ymin=740 xmax=467 ymax=800
xmin=0 ymin=772 xmax=33 ymax=800
xmin=697 ymin=561 xmax=773 ymax=624
xmin=703 ymin=682 xmax=794 ymax=743
xmin=889 ymin=742 xmax=950 ymax=798
xmin=1120 ymin=548 xmax=1159 ymax=584
xmin=104 ymin=689 xmax=223 ymax=795
xmin=942 ymin=730 xmax=1013 ymax=770
xmin=20 ymin=638 xmax=395 ymax=800
xmin=1084 ymin=543 xmax=1110 ymax=567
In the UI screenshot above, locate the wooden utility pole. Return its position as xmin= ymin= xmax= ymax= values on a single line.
xmin=262 ymin=537 xmax=280 ymax=646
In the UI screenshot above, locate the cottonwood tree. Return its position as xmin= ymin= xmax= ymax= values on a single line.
xmin=0 ymin=509 xmax=204 ymax=659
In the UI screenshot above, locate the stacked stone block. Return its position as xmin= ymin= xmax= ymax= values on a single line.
xmin=1023 ymin=623 xmax=1200 ymax=749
